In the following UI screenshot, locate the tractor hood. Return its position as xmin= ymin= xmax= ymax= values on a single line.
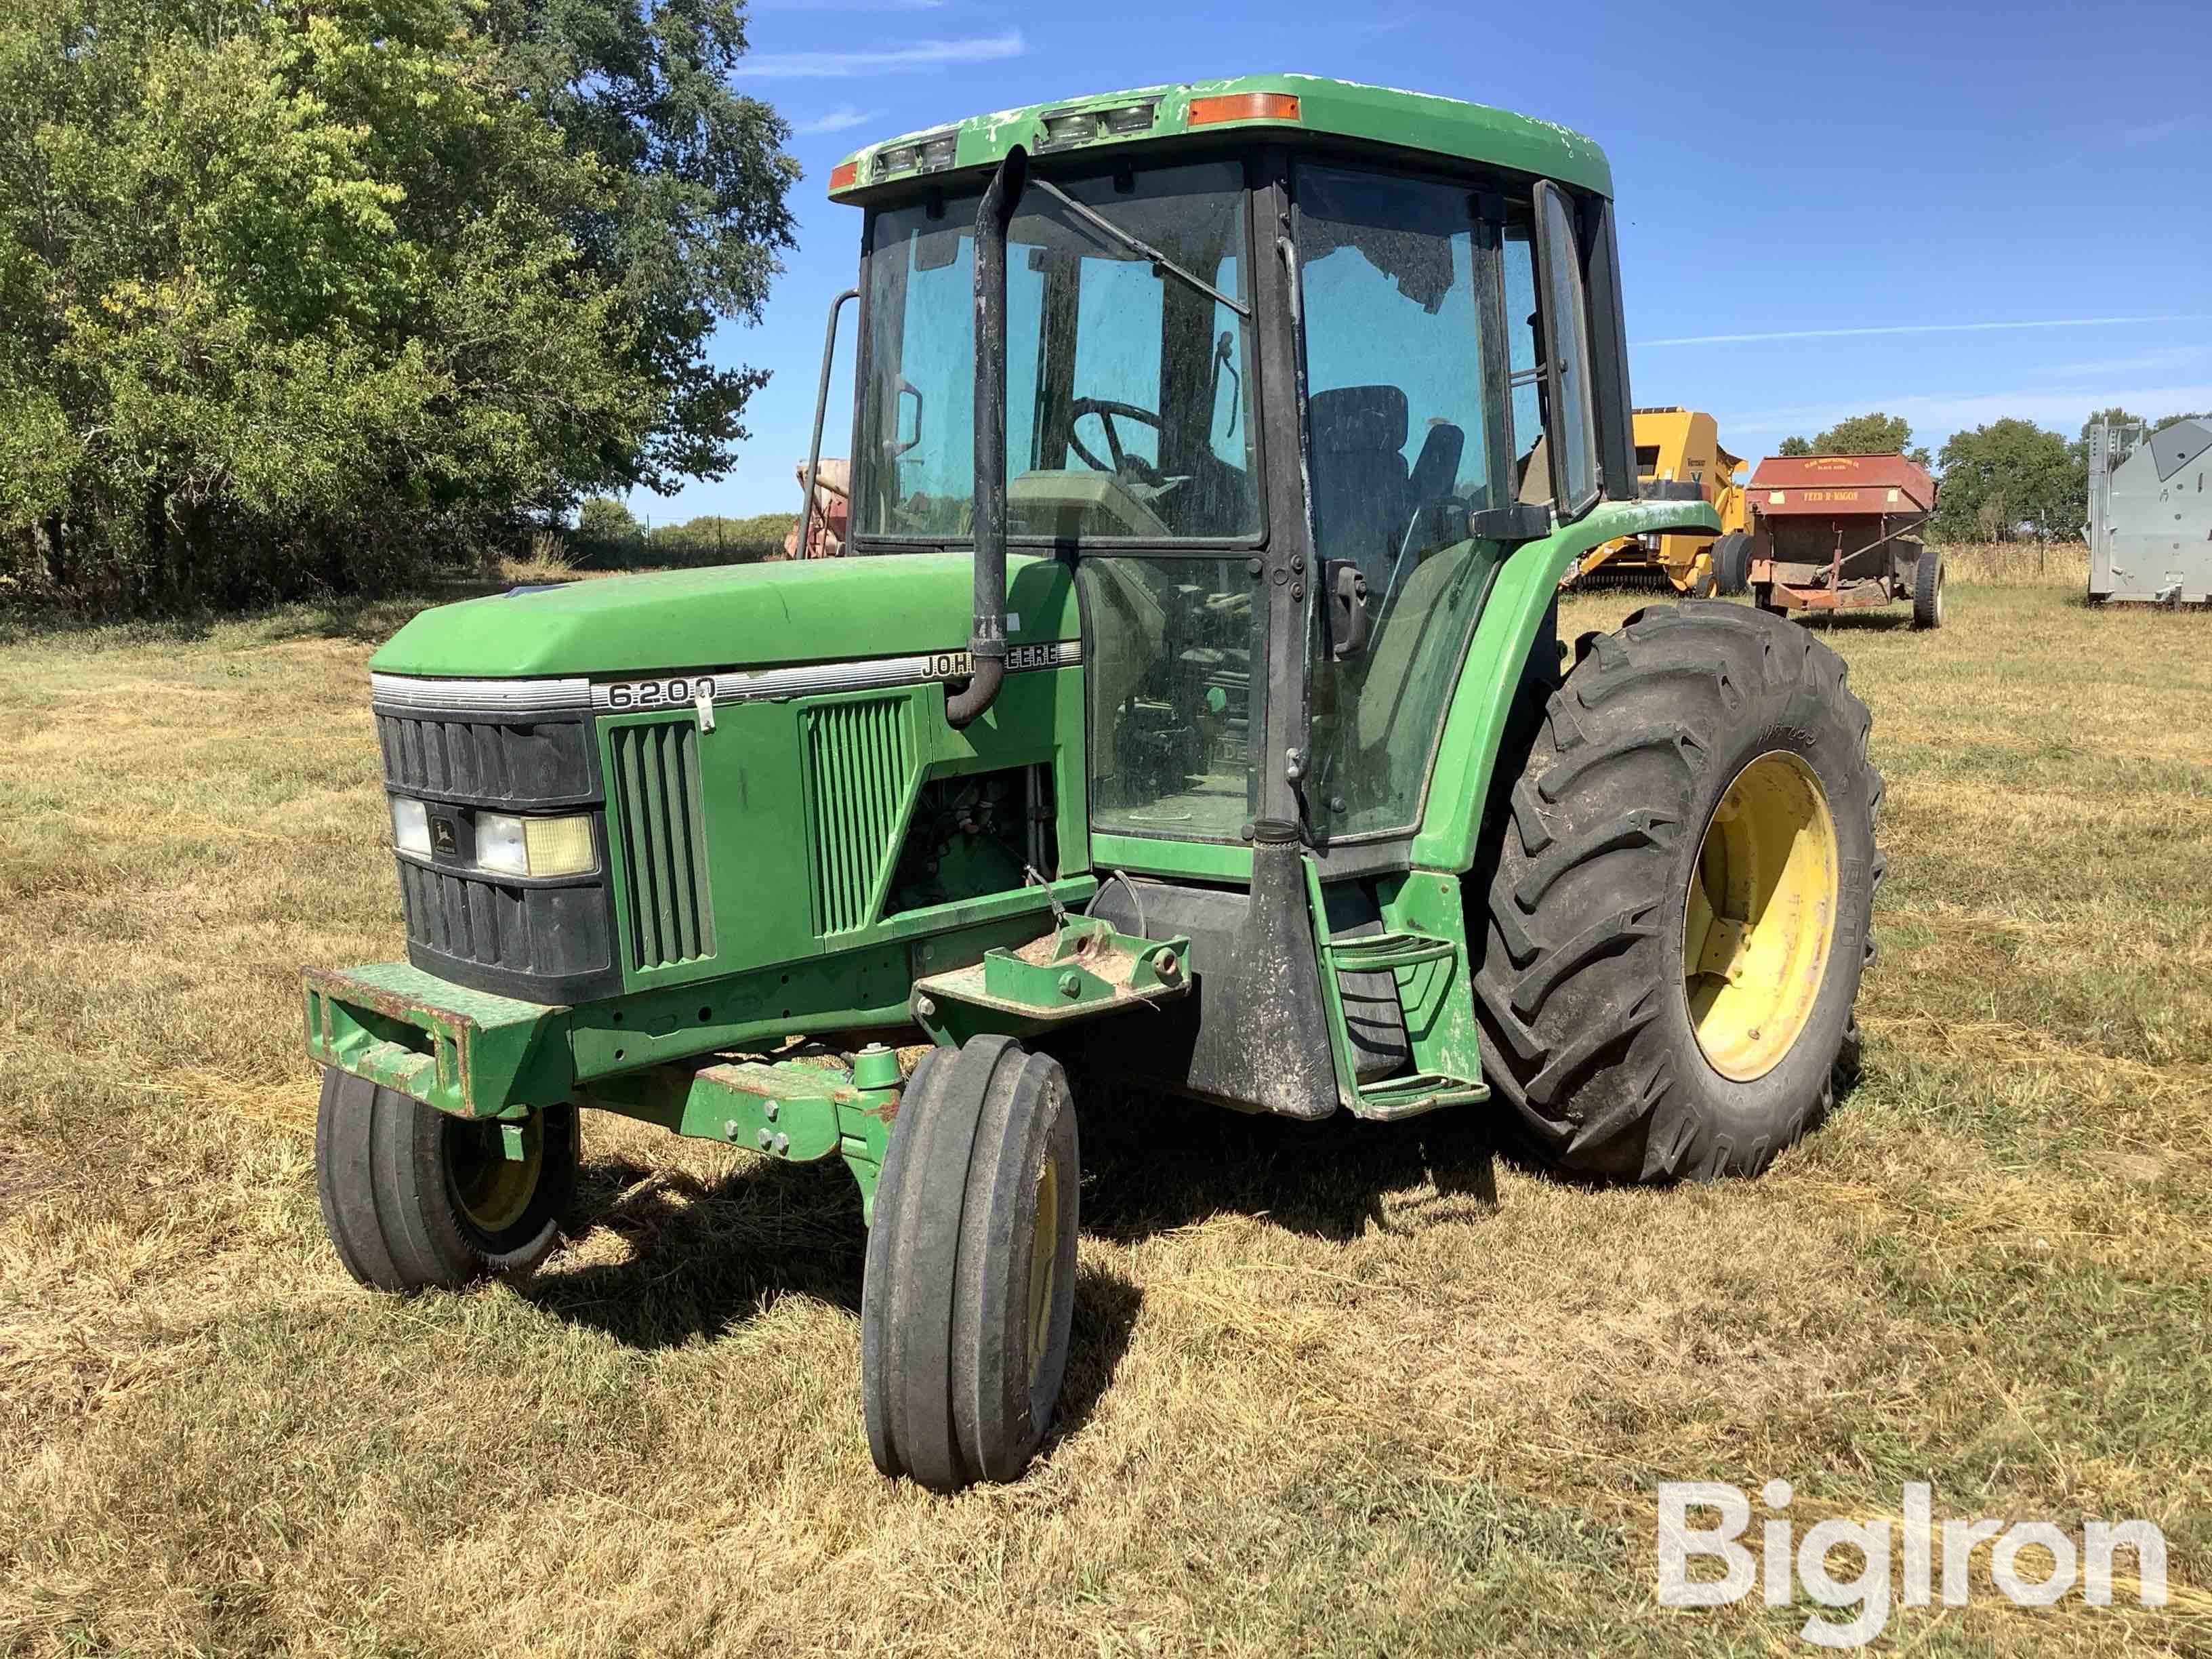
xmin=371 ymin=553 xmax=1080 ymax=679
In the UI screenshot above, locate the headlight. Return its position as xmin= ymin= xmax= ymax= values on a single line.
xmin=390 ymin=796 xmax=431 ymax=857
xmin=476 ymin=811 xmax=596 ymax=878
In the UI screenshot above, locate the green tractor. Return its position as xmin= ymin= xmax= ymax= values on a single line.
xmin=306 ymin=77 xmax=1882 ymax=1492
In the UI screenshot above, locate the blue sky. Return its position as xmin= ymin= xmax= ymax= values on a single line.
xmin=635 ymin=0 xmax=2211 ymax=523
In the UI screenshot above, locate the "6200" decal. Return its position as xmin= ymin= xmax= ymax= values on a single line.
xmin=597 ymin=675 xmax=709 ymax=711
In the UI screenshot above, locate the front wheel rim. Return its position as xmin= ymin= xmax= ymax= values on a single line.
xmin=1682 ymin=751 xmax=1840 ymax=1082
xmin=1025 ymin=1153 xmax=1062 ymax=1387
xmin=445 ymin=1113 xmax=544 ymax=1235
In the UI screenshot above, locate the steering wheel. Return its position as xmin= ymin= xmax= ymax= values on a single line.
xmin=1069 ymin=398 xmax=1166 ymax=485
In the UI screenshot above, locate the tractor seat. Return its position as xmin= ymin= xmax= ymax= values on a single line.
xmin=1309 ymin=384 xmax=1415 ymax=581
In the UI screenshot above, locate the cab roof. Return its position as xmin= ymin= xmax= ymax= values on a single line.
xmin=829 ymin=74 xmax=1613 ymax=203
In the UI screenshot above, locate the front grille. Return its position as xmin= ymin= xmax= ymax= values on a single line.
xmin=375 ymin=712 xmax=596 ymax=808
xmin=396 ymin=860 xmax=611 ymax=981
xmin=608 ymin=719 xmax=716 ymax=970
xmin=804 ymin=697 xmax=912 ymax=935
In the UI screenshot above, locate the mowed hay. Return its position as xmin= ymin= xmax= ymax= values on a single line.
xmin=3 ymin=586 xmax=2210 ymax=1655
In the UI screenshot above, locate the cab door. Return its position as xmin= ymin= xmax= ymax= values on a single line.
xmin=1294 ymin=166 xmax=1613 ymax=842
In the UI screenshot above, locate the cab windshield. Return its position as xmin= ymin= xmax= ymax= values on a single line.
xmin=856 ymin=160 xmax=1259 ymax=544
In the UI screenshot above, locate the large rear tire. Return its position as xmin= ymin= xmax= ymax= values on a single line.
xmin=1471 ymin=602 xmax=1882 ymax=1181
xmin=862 ymin=1036 xmax=1079 ymax=1491
xmin=315 ymin=1069 xmax=577 ymax=1290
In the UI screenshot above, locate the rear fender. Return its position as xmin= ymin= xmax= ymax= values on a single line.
xmin=1410 ymin=498 xmax=1721 ymax=872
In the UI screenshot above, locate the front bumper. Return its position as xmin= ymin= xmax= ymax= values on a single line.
xmin=304 ymin=962 xmax=573 ymax=1120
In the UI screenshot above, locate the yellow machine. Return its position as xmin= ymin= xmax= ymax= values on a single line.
xmin=1565 ymin=408 xmax=1749 ymax=594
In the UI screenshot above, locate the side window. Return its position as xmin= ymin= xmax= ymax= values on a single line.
xmin=1533 ymin=180 xmax=1599 ymax=514
xmin=1502 ymin=215 xmax=1545 ymax=503
xmin=1296 ymin=163 xmax=1501 ymax=838
xmin=1296 ymin=165 xmax=1492 ymax=590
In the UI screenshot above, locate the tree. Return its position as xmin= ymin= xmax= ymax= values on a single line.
xmin=482 ymin=1 xmax=799 ymax=492
xmin=1931 ymin=419 xmax=2081 ymax=543
xmin=579 ymin=497 xmax=644 ymax=542
xmin=1814 ymin=412 xmax=1929 ymax=465
xmin=1775 ymin=415 xmax=1927 ymax=464
xmin=0 ymin=0 xmax=796 ymax=611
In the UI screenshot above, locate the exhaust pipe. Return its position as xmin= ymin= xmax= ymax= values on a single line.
xmin=946 ymin=147 xmax=1027 ymax=729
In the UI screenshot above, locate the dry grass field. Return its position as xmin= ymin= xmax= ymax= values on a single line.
xmin=3 ymin=555 xmax=2209 ymax=1655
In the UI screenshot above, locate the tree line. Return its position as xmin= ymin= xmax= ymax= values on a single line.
xmin=572 ymin=497 xmax=795 ymax=569
xmin=1772 ymin=407 xmax=2208 ymax=544
xmin=0 ymin=0 xmax=797 ymax=614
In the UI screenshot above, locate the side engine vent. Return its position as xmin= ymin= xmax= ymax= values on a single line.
xmin=804 ymin=697 xmax=914 ymax=935
xmin=608 ymin=718 xmax=716 ymax=970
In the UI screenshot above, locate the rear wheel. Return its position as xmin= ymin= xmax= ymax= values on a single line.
xmin=862 ymin=1036 xmax=1079 ymax=1491
xmin=1471 ymin=602 xmax=1881 ymax=1181
xmin=315 ymin=1069 xmax=577 ymax=1290
xmin=1912 ymin=549 xmax=1945 ymax=628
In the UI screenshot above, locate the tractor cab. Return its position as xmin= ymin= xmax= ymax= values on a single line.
xmin=823 ymin=79 xmax=1639 ymax=852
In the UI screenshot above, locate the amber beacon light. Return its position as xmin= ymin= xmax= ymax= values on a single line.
xmin=1187 ymin=91 xmax=1303 ymax=127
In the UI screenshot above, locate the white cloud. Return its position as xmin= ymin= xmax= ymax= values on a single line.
xmin=1637 ymin=315 xmax=2211 ymax=348
xmin=2117 ymin=112 xmax=2205 ymax=146
xmin=795 ymin=106 xmax=878 ymax=136
xmin=1711 ymin=384 xmax=2212 ymax=446
xmin=741 ymin=30 xmax=1023 ymax=79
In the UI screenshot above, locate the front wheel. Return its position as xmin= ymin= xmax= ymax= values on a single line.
xmin=862 ymin=1036 xmax=1079 ymax=1491
xmin=315 ymin=1070 xmax=577 ymax=1290
xmin=1471 ymin=602 xmax=1883 ymax=1182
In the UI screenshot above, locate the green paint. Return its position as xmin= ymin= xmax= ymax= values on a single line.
xmin=1088 ymin=832 xmax=1253 ymax=883
xmin=912 ymin=916 xmax=1191 ymax=1046
xmin=596 ymin=666 xmax=1092 ymax=995
xmin=1375 ymin=869 xmax=1486 ymax=1093
xmin=836 ymin=75 xmax=1612 ymax=201
xmin=370 ymin=552 xmax=1079 ymax=679
xmin=304 ymin=963 xmax=571 ymax=1120
xmin=1411 ymin=499 xmax=1719 ymax=872
xmin=577 ymin=1050 xmax=901 ymax=1222
xmin=1300 ymin=856 xmax=1360 ymax=1113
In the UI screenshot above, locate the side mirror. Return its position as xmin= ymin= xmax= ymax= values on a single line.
xmin=1326 ymin=560 xmax=1370 ymax=660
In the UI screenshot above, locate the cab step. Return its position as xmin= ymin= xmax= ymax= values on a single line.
xmin=1315 ymin=922 xmax=1488 ymax=1121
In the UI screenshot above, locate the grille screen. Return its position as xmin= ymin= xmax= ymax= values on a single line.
xmin=608 ymin=720 xmax=715 ymax=969
xmin=805 ymin=698 xmax=913 ymax=935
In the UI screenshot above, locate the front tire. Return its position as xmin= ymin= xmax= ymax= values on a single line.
xmin=862 ymin=1036 xmax=1079 ymax=1491
xmin=315 ymin=1070 xmax=577 ymax=1290
xmin=1471 ymin=602 xmax=1881 ymax=1181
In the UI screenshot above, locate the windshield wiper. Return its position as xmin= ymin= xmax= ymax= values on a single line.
xmin=1027 ymin=175 xmax=1252 ymax=319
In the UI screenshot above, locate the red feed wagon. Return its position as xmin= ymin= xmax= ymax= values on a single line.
xmin=1744 ymin=453 xmax=1943 ymax=627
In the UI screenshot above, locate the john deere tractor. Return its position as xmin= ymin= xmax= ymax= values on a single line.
xmin=306 ymin=77 xmax=1881 ymax=1492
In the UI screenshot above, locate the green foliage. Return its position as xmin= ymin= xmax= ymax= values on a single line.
xmin=1931 ymin=418 xmax=2081 ymax=542
xmin=483 ymin=0 xmax=798 ymax=491
xmin=571 ymin=508 xmax=795 ymax=569
xmin=1776 ymin=411 xmax=1931 ymax=466
xmin=0 ymin=0 xmax=794 ymax=613
xmin=578 ymin=497 xmax=644 ymax=545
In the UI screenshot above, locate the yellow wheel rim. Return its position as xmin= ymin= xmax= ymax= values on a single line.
xmin=447 ymin=1113 xmax=543 ymax=1235
xmin=1683 ymin=751 xmax=1839 ymax=1082
xmin=1026 ymin=1153 xmax=1061 ymax=1386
